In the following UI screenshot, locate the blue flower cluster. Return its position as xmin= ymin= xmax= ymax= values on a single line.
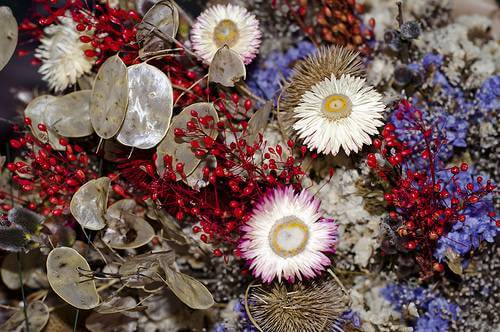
xmin=247 ymin=41 xmax=316 ymax=100
xmin=476 ymin=75 xmax=500 ymax=112
xmin=389 ymin=103 xmax=467 ymax=169
xmin=213 ymin=300 xmax=258 ymax=332
xmin=434 ymin=167 xmax=497 ymax=262
xmin=381 ymin=283 xmax=458 ymax=332
xmin=391 ymin=54 xmax=471 ymax=166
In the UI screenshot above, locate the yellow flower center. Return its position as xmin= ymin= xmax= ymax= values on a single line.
xmin=213 ymin=19 xmax=239 ymax=48
xmin=321 ymin=94 xmax=352 ymax=120
xmin=269 ymin=218 xmax=309 ymax=258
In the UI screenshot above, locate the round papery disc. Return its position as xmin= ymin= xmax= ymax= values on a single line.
xmin=45 ymin=90 xmax=94 ymax=138
xmin=24 ymin=95 xmax=56 ymax=143
xmin=70 ymin=177 xmax=110 ymax=231
xmin=136 ymin=0 xmax=179 ymax=42
xmin=156 ymin=102 xmax=219 ymax=179
xmin=208 ymin=46 xmax=246 ymax=87
xmin=117 ymin=63 xmax=173 ymax=149
xmin=46 ymin=247 xmax=99 ymax=310
xmin=90 ymin=55 xmax=128 ymax=139
xmin=0 ymin=6 xmax=17 ymax=72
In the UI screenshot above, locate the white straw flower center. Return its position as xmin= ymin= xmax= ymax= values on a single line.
xmin=213 ymin=19 xmax=239 ymax=48
xmin=321 ymin=94 xmax=352 ymax=120
xmin=269 ymin=217 xmax=309 ymax=257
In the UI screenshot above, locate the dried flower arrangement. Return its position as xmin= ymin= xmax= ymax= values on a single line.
xmin=0 ymin=0 xmax=497 ymax=331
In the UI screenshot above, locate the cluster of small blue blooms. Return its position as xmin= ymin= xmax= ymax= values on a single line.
xmin=434 ymin=167 xmax=497 ymax=262
xmin=389 ymin=102 xmax=467 ymax=170
xmin=381 ymin=283 xmax=458 ymax=332
xmin=213 ymin=300 xmax=258 ymax=332
xmin=476 ymin=75 xmax=500 ymax=112
xmin=410 ymin=53 xmax=498 ymax=121
xmin=340 ymin=310 xmax=362 ymax=329
xmin=246 ymin=41 xmax=316 ymax=100
xmin=390 ymin=54 xmax=469 ymax=164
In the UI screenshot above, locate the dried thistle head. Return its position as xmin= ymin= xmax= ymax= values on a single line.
xmin=278 ymin=45 xmax=365 ymax=135
xmin=245 ymin=278 xmax=348 ymax=332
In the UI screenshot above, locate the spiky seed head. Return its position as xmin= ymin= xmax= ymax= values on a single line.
xmin=278 ymin=45 xmax=365 ymax=135
xmin=245 ymin=278 xmax=348 ymax=332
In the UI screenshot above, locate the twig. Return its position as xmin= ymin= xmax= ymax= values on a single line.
xmin=72 ymin=309 xmax=79 ymax=332
xmin=174 ymin=73 xmax=208 ymax=106
xmin=236 ymin=82 xmax=266 ymax=105
xmin=16 ymin=253 xmax=30 ymax=332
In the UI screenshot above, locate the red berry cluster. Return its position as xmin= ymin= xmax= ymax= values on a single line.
xmin=282 ymin=0 xmax=375 ymax=55
xmin=119 ymin=96 xmax=306 ymax=258
xmin=19 ymin=1 xmax=236 ymax=108
xmin=367 ymin=100 xmax=497 ymax=278
xmin=2 ymin=119 xmax=97 ymax=217
xmin=19 ymin=0 xmax=141 ymax=66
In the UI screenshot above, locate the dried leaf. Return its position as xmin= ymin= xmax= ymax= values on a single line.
xmin=7 ymin=207 xmax=44 ymax=235
xmin=208 ymin=46 xmax=246 ymax=87
xmin=142 ymin=290 xmax=184 ymax=321
xmin=85 ymin=312 xmax=138 ymax=332
xmin=136 ymin=1 xmax=179 ymax=53
xmin=118 ymin=251 xmax=172 ymax=289
xmin=0 ymin=301 xmax=49 ymax=332
xmin=0 ymin=6 xmax=17 ymax=72
xmin=156 ymin=102 xmax=218 ymax=179
xmin=444 ymin=248 xmax=463 ymax=275
xmin=145 ymin=202 xmax=188 ymax=245
xmin=96 ymin=296 xmax=138 ymax=314
xmin=102 ymin=213 xmax=155 ymax=249
xmin=90 ymin=55 xmax=128 ymax=139
xmin=46 ymin=247 xmax=99 ymax=309
xmin=0 ymin=226 xmax=29 ymax=252
xmin=117 ymin=63 xmax=173 ymax=149
xmin=246 ymin=101 xmax=272 ymax=145
xmin=1 ymin=251 xmax=46 ymax=290
xmin=70 ymin=177 xmax=110 ymax=230
xmin=42 ymin=218 xmax=77 ymax=248
xmin=160 ymin=264 xmax=215 ymax=310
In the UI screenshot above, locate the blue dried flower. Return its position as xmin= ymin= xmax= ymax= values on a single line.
xmin=341 ymin=310 xmax=362 ymax=329
xmin=247 ymin=41 xmax=316 ymax=100
xmin=434 ymin=167 xmax=497 ymax=261
xmin=476 ymin=75 xmax=500 ymax=112
xmin=422 ymin=53 xmax=444 ymax=69
xmin=382 ymin=284 xmax=458 ymax=332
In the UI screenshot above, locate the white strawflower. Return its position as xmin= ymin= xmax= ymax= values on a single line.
xmin=293 ymin=74 xmax=385 ymax=156
xmin=35 ymin=15 xmax=96 ymax=92
xmin=239 ymin=186 xmax=338 ymax=283
xmin=190 ymin=4 xmax=261 ymax=64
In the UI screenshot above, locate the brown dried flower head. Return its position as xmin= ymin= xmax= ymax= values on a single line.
xmin=245 ymin=278 xmax=348 ymax=332
xmin=279 ymin=45 xmax=365 ymax=133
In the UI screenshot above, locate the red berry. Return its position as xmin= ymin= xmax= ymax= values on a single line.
xmin=433 ymin=262 xmax=444 ymax=273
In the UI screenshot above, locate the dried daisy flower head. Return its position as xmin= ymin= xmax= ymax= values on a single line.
xmin=239 ymin=186 xmax=338 ymax=283
xmin=245 ymin=278 xmax=348 ymax=332
xmin=190 ymin=4 xmax=261 ymax=64
xmin=35 ymin=15 xmax=96 ymax=92
xmin=280 ymin=46 xmax=385 ymax=156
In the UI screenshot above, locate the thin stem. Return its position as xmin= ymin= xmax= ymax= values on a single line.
xmin=72 ymin=309 xmax=79 ymax=332
xmin=282 ymin=0 xmax=319 ymax=47
xmin=16 ymin=253 xmax=30 ymax=332
xmin=174 ymin=74 xmax=208 ymax=106
xmin=236 ymin=82 xmax=266 ymax=104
